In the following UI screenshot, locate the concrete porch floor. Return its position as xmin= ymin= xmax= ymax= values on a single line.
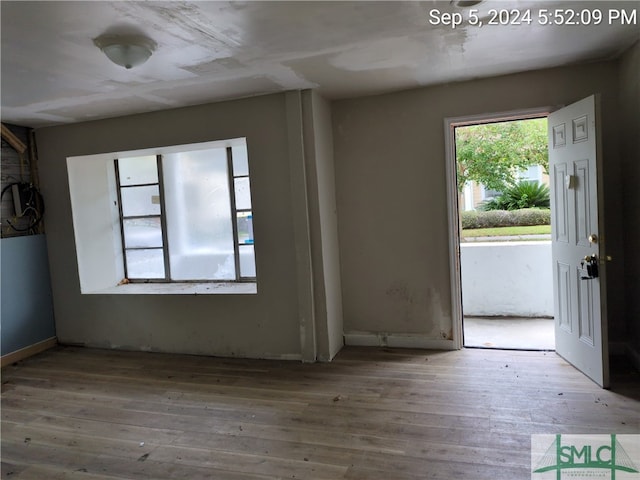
xmin=464 ymin=316 xmax=555 ymax=350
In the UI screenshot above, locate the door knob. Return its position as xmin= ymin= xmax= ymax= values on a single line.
xmin=588 ymin=234 xmax=598 ymax=244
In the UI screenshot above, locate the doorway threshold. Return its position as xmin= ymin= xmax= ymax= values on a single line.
xmin=463 ymin=316 xmax=555 ymax=351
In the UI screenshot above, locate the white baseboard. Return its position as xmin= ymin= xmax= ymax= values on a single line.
xmin=344 ymin=332 xmax=455 ymax=350
xmin=1 ymin=337 xmax=57 ymax=367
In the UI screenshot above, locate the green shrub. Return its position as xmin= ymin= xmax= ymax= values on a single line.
xmin=461 ymin=208 xmax=550 ymax=229
xmin=513 ymin=208 xmax=551 ymax=226
xmin=480 ymin=180 xmax=550 ymax=211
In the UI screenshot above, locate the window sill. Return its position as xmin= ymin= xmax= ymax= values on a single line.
xmin=89 ymin=282 xmax=257 ymax=295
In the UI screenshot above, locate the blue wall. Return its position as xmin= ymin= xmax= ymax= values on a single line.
xmin=1 ymin=234 xmax=56 ymax=355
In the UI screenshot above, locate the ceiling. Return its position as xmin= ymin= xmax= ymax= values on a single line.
xmin=2 ymin=1 xmax=638 ymax=128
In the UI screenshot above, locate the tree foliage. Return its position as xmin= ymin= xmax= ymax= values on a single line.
xmin=455 ymin=118 xmax=548 ymax=192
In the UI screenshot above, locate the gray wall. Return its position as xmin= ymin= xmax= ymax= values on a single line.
xmin=1 ymin=234 xmax=55 ymax=355
xmin=36 ymin=93 xmax=323 ymax=360
xmin=619 ymin=41 xmax=640 ymax=358
xmin=332 ymin=60 xmax=627 ymax=345
xmin=32 ymin=54 xmax=637 ymax=361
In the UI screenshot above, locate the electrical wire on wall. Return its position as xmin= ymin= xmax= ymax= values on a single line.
xmin=1 ymin=182 xmax=45 ymax=234
xmin=1 ymin=123 xmax=45 ymax=236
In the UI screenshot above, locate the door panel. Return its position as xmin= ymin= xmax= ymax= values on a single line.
xmin=574 ymin=159 xmax=591 ymax=246
xmin=549 ymin=94 xmax=608 ymax=388
xmin=556 ymin=262 xmax=572 ymax=332
xmin=552 ymin=163 xmax=569 ymax=243
xmin=578 ymin=277 xmax=594 ymax=344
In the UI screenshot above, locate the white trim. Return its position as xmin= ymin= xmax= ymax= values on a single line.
xmin=444 ymin=117 xmax=464 ymax=349
xmin=66 ymin=342 xmax=303 ymax=362
xmin=1 ymin=337 xmax=57 ymax=367
xmin=263 ymin=353 xmax=304 ymax=361
xmin=444 ymin=106 xmax=555 ymax=351
xmin=344 ymin=333 xmax=455 ymax=350
xmin=446 ymin=107 xmax=555 ymax=128
xmin=90 ymin=282 xmax=257 ymax=295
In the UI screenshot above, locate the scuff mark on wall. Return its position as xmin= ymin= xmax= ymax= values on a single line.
xmin=384 ymin=281 xmax=451 ymax=338
xmin=425 ymin=286 xmax=450 ymax=338
xmin=441 ymin=329 xmax=453 ymax=340
xmin=386 ymin=280 xmax=414 ymax=304
xmin=385 ymin=280 xmax=453 ymax=340
xmin=385 ymin=280 xmax=418 ymax=325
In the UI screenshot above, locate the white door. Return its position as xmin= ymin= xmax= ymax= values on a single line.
xmin=548 ymin=95 xmax=609 ymax=388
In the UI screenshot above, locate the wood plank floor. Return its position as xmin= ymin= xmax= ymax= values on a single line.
xmin=2 ymin=346 xmax=639 ymax=479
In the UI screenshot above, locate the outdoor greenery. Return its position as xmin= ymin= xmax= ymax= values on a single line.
xmin=461 ymin=208 xmax=551 ymax=229
xmin=456 ymin=118 xmax=548 ymax=192
xmin=460 ymin=225 xmax=551 ymax=239
xmin=480 ymin=180 xmax=550 ymax=211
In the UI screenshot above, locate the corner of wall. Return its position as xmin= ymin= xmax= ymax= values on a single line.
xmin=286 ymin=91 xmax=317 ymax=362
xmin=301 ymin=90 xmax=345 ymax=362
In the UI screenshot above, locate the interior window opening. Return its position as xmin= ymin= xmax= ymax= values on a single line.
xmin=115 ymin=143 xmax=256 ymax=283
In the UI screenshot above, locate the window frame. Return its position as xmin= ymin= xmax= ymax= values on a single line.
xmin=114 ymin=146 xmax=256 ymax=284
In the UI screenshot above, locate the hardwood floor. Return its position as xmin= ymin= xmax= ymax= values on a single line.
xmin=2 ymin=346 xmax=639 ymax=479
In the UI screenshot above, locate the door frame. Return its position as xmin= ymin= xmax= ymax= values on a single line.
xmin=444 ymin=106 xmax=557 ymax=349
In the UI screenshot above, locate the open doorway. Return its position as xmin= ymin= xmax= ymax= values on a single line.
xmin=446 ymin=97 xmax=609 ymax=386
xmin=449 ymin=112 xmax=554 ymax=351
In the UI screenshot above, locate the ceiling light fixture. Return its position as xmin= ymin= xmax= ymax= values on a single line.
xmin=94 ymin=34 xmax=156 ymax=69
